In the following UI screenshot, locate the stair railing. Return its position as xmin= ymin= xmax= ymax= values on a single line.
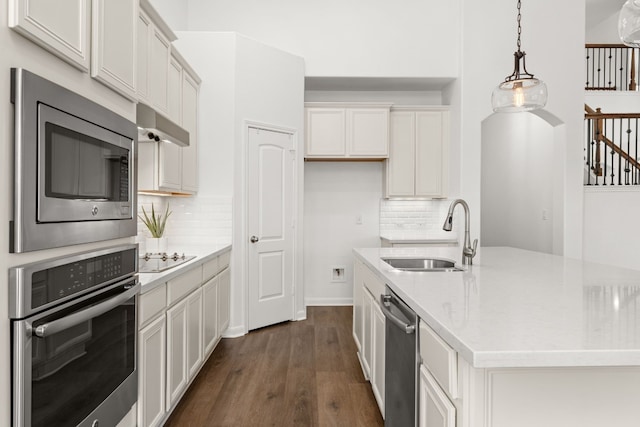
xmin=585 ymin=44 xmax=639 ymax=91
xmin=584 ymin=104 xmax=640 ymax=185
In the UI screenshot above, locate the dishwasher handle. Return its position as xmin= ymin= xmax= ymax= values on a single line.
xmin=380 ymin=294 xmax=416 ymax=334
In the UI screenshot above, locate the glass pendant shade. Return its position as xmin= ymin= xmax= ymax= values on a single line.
xmin=491 ymin=77 xmax=548 ymax=113
xmin=619 ymin=0 xmax=640 ymax=47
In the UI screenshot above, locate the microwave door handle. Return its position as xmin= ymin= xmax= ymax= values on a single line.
xmin=32 ymin=282 xmax=140 ymax=338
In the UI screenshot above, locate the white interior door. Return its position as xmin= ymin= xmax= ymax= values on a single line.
xmin=247 ymin=126 xmax=295 ymax=330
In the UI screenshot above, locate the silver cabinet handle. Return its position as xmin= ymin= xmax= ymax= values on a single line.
xmin=380 ymin=294 xmax=416 ymax=334
xmin=250 ymin=236 xmax=259 ymax=243
xmin=32 ymin=282 xmax=140 ymax=338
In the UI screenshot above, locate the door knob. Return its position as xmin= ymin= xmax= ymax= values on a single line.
xmin=250 ymin=236 xmax=259 ymax=243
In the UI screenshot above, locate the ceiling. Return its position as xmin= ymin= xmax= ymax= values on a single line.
xmin=305 ymin=1 xmax=627 ymax=92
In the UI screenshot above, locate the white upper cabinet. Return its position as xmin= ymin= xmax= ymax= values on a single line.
xmin=305 ymin=103 xmax=391 ymax=159
xmin=137 ymin=0 xmax=176 ymax=114
xmin=181 ymin=69 xmax=200 ymax=193
xmin=9 ymin=0 xmax=91 ymax=70
xmin=137 ymin=9 xmax=152 ymax=103
xmin=90 ymin=0 xmax=137 ymax=100
xmin=385 ymin=107 xmax=450 ymax=199
xmin=167 ymin=53 xmax=183 ymax=124
xmin=136 ymin=2 xmax=201 ymax=196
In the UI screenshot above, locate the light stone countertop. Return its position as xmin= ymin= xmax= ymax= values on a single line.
xmin=138 ymin=243 xmax=231 ymax=294
xmin=354 ymin=246 xmax=640 ymax=368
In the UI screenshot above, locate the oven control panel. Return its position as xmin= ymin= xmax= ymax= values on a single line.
xmin=29 ymin=248 xmax=137 ymax=311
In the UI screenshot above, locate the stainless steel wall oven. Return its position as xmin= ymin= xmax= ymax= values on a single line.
xmin=9 ymin=244 xmax=140 ymax=427
xmin=10 ymin=68 xmax=137 ymax=253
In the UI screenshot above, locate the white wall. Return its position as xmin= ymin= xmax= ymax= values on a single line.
xmin=481 ymin=111 xmax=566 ymax=255
xmin=583 ymin=188 xmax=640 ymax=270
xmin=586 ymin=92 xmax=640 ymax=112
xmin=305 ymin=90 xmax=443 ymax=105
xmin=185 ymin=0 xmax=460 ymax=79
xmin=452 ymin=0 xmax=585 ymax=260
xmin=586 ymin=9 xmax=622 ymax=43
xmin=304 ymin=162 xmax=383 ymax=305
xmin=175 ymin=32 xmax=305 ymax=335
xmin=149 ymin=0 xmax=189 ymax=31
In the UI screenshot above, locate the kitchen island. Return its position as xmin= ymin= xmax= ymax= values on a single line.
xmin=354 ymin=246 xmax=640 ymax=427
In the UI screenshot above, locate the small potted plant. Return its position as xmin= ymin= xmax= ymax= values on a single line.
xmin=139 ymin=203 xmax=171 ymax=254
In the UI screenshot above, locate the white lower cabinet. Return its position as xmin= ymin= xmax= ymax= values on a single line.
xmin=138 ymin=316 xmax=166 ymax=427
xmin=371 ymin=300 xmax=386 ymax=416
xmin=138 ymin=249 xmax=231 ymax=426
xmin=202 ymin=275 xmax=219 ymax=356
xmin=186 ymin=288 xmax=203 ymax=379
xmin=166 ymin=295 xmax=189 ymax=408
xmin=362 ymin=288 xmax=373 ymax=378
xmin=419 ymin=365 xmax=456 ymax=427
xmin=353 ymin=260 xmax=386 ymax=416
xmin=218 ymin=267 xmax=230 ymax=334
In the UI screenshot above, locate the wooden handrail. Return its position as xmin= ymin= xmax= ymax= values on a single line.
xmin=585 ymin=43 xmax=629 ymax=48
xmin=584 ymin=104 xmax=640 ymax=178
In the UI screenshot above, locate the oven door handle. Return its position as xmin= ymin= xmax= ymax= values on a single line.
xmin=32 ymin=282 xmax=140 ymax=338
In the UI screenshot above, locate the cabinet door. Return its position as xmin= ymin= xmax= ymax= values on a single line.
xmin=181 ymin=71 xmax=199 ymax=193
xmin=186 ymin=288 xmax=203 ymax=379
xmin=218 ymin=268 xmax=231 ymax=335
xmin=347 ymin=108 xmax=389 ymax=157
xmin=158 ymin=141 xmax=182 ymax=191
xmin=138 ymin=316 xmax=166 ymax=427
xmin=386 ymin=111 xmax=416 ymax=197
xmin=353 ymin=261 xmax=364 ymax=352
xmin=419 ymin=365 xmax=456 ymax=427
xmin=166 ymin=298 xmax=188 ymax=409
xmin=167 ymin=53 xmax=183 ymax=124
xmin=371 ymin=300 xmax=386 ymax=416
xmin=202 ymin=276 xmax=219 ymax=356
xmin=136 ymin=10 xmax=151 ymax=103
xmin=305 ymin=108 xmax=346 ymax=157
xmin=9 ymin=0 xmax=90 ymax=70
xmin=148 ymin=26 xmax=170 ymax=114
xmin=362 ymin=288 xmax=373 ymax=379
xmin=90 ymin=0 xmax=137 ymax=100
xmin=415 ymin=111 xmax=449 ymax=198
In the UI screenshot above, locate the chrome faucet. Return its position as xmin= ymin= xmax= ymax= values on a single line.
xmin=442 ymin=199 xmax=478 ymax=265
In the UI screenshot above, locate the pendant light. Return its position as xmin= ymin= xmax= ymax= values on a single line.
xmin=491 ymin=0 xmax=548 ymax=113
xmin=619 ymin=0 xmax=640 ymax=47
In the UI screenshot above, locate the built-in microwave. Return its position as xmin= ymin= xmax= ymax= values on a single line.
xmin=11 ymin=68 xmax=137 ymax=253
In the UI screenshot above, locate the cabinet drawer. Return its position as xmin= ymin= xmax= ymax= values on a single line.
xmin=167 ymin=266 xmax=203 ymax=306
xmin=419 ymin=320 xmax=458 ymax=399
xmin=202 ymin=257 xmax=219 ymax=282
xmin=139 ymin=283 xmax=167 ymax=328
xmin=218 ymin=250 xmax=231 ymax=270
xmin=362 ymin=265 xmax=385 ymax=301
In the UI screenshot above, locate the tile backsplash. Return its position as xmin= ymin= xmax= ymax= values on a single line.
xmin=380 ymin=199 xmax=460 ymax=240
xmin=137 ymin=194 xmax=232 ymax=253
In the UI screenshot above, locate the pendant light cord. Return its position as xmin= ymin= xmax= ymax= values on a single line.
xmin=516 ymin=0 xmax=522 ymax=53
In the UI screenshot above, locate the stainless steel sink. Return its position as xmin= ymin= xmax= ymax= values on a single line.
xmin=382 ymin=257 xmax=464 ymax=272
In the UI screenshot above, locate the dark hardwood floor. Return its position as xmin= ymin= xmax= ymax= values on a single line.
xmin=164 ymin=306 xmax=384 ymax=427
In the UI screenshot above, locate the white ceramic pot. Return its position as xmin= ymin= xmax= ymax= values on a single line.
xmin=145 ymin=236 xmax=168 ymax=255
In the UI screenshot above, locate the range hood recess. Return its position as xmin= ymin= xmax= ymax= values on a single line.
xmin=136 ymin=103 xmax=189 ymax=147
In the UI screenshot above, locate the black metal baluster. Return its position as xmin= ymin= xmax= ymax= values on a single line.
xmin=587 ymin=119 xmax=593 ymax=185
xmin=597 ymin=48 xmax=602 ymax=88
xmin=610 ymin=47 xmax=614 ymax=89
xmin=586 ymin=48 xmax=591 ymax=88
xmin=635 ymin=119 xmax=639 ymax=184
xmin=625 ymin=118 xmax=631 ymax=185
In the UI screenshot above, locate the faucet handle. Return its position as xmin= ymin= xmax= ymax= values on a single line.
xmin=472 ymin=238 xmax=478 ymax=253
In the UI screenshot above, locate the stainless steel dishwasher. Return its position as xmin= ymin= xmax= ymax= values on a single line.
xmin=380 ymin=285 xmax=419 ymax=427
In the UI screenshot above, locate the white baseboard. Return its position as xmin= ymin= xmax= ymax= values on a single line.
xmin=222 ymin=324 xmax=246 ymax=338
xmin=305 ymin=297 xmax=353 ymax=306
